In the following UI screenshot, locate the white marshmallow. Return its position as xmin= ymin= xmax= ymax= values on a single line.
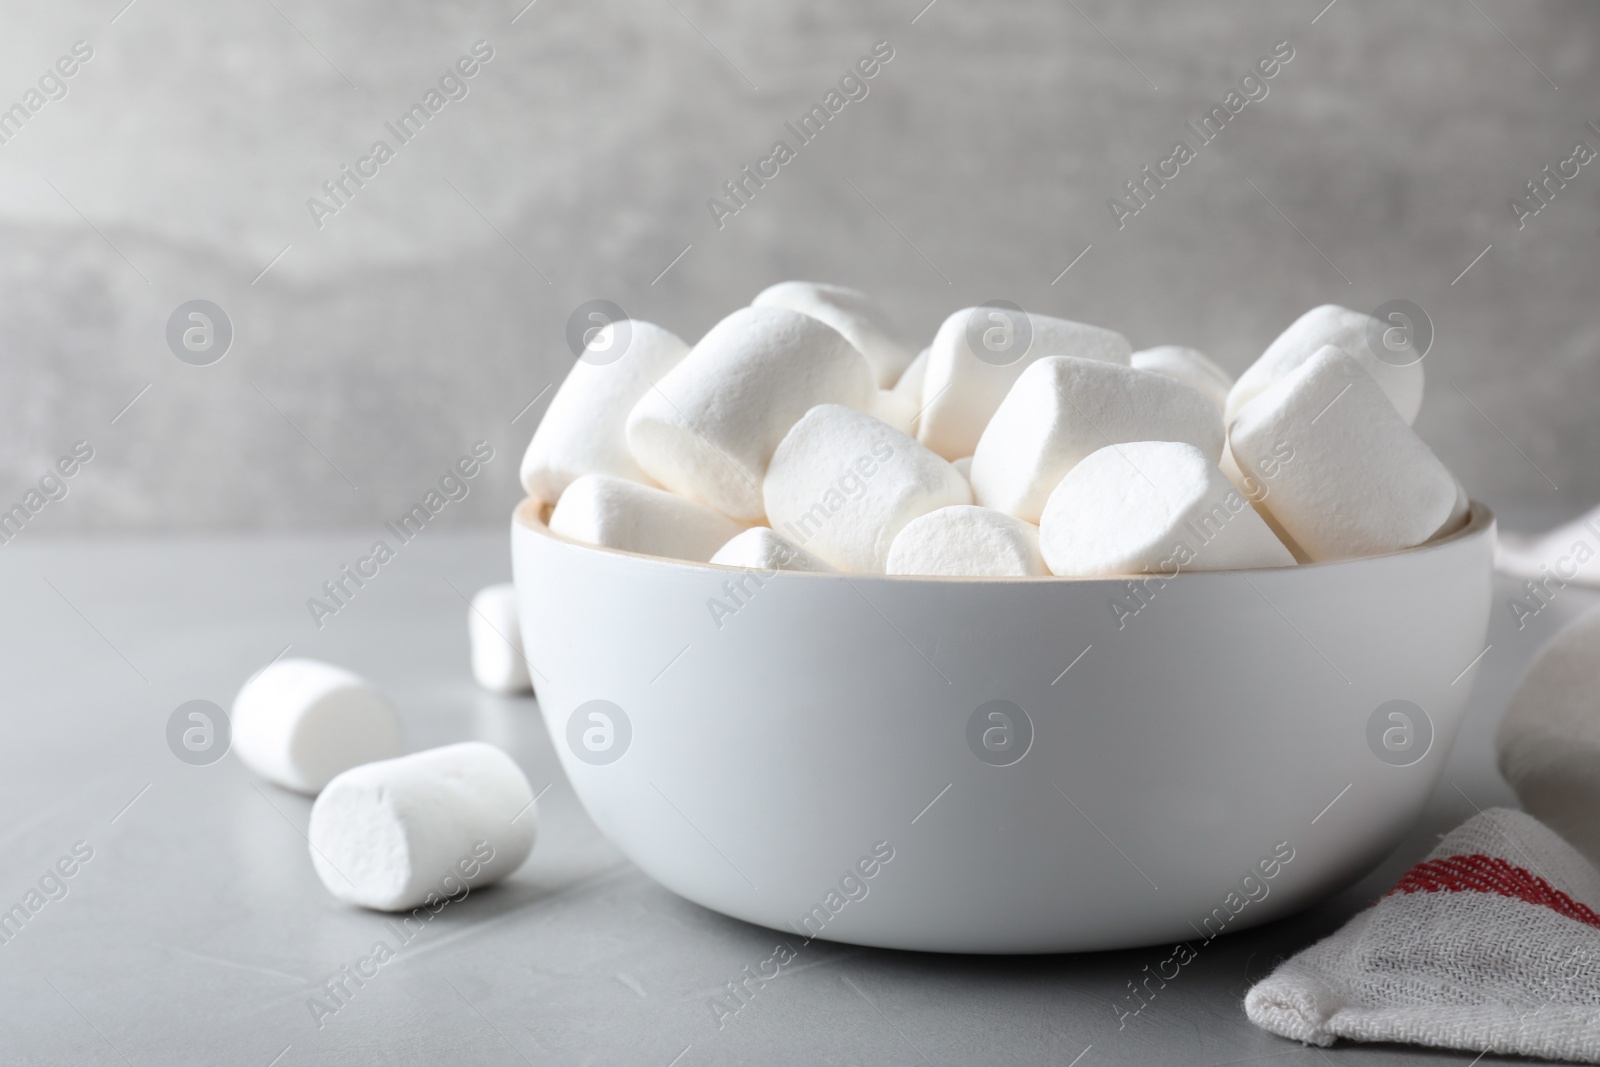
xmin=1229 ymin=346 xmax=1456 ymax=562
xmin=1438 ymin=477 xmax=1472 ymax=540
xmin=1131 ymin=345 xmax=1234 ymax=411
xmin=1497 ymin=605 xmax=1600 ymax=867
xmin=1227 ymin=304 xmax=1424 ymax=425
xmin=764 ymin=404 xmax=971 ymax=573
xmin=918 ymin=308 xmax=1131 ymax=460
xmin=874 ymin=389 xmax=919 ymax=435
xmin=1039 ymin=441 xmax=1295 ymax=576
xmin=969 ymin=357 xmax=1224 ymax=524
xmin=752 ymin=281 xmax=914 ymax=387
xmin=548 ymin=473 xmax=744 ymax=562
xmin=709 ymin=527 xmax=834 ymax=572
xmin=307 ymin=742 xmax=536 ymax=912
xmin=893 ymin=346 xmax=930 ymax=401
xmin=887 ymin=505 xmax=1048 ymax=577
xmin=951 ymin=456 xmax=973 ymax=482
xmin=469 ymin=584 xmax=531 ymax=694
xmin=519 ymin=320 xmax=690 ymax=504
xmin=1219 ymin=439 xmax=1310 ymax=563
xmin=626 ymin=307 xmax=876 ymax=520
xmin=232 ymin=659 xmax=402 ymax=795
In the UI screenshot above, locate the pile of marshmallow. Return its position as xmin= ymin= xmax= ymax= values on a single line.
xmin=521 ymin=283 xmax=1468 ymax=577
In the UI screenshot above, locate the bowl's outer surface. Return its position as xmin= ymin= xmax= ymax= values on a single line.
xmin=512 ymin=501 xmax=1496 ymax=954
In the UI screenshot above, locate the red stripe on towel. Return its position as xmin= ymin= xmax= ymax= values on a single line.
xmin=1386 ymin=853 xmax=1600 ymax=931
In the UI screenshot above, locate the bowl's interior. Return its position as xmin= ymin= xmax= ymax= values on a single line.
xmin=513 ymin=495 xmax=1494 ymax=582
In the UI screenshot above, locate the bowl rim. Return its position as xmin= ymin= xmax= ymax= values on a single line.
xmin=513 ymin=496 xmax=1495 ymax=584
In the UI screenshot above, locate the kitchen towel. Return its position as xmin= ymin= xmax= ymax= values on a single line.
xmin=1497 ymin=502 xmax=1600 ymax=588
xmin=1245 ymin=808 xmax=1600 ymax=1063
xmin=1498 ymin=604 xmax=1600 ymax=870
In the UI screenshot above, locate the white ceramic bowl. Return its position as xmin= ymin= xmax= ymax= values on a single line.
xmin=512 ymin=500 xmax=1495 ymax=954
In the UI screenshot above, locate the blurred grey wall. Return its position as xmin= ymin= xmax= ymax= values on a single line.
xmin=1 ymin=0 xmax=1596 ymax=536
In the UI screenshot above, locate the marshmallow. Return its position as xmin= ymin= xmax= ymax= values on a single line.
xmin=519 ymin=321 xmax=690 ymax=504
xmin=1219 ymin=439 xmax=1310 ymax=563
xmin=918 ymin=309 xmax=1131 ymax=460
xmin=1229 ymin=346 xmax=1456 ymax=562
xmin=307 ymin=742 xmax=536 ymax=911
xmin=709 ymin=527 xmax=834 ymax=572
xmin=764 ymin=404 xmax=971 ymax=573
xmin=626 ymin=307 xmax=876 ymax=520
xmin=232 ymin=659 xmax=403 ymax=795
xmin=951 ymin=456 xmax=972 ymax=482
xmin=469 ymin=584 xmax=532 ymax=694
xmin=969 ymin=357 xmax=1224 ymax=524
xmin=1131 ymin=345 xmax=1234 ymax=411
xmin=752 ymin=281 xmax=915 ymax=387
xmin=1438 ymin=477 xmax=1472 ymax=540
xmin=1497 ymin=605 xmax=1600 ymax=867
xmin=874 ymin=389 xmax=919 ymax=435
xmin=548 ymin=473 xmax=744 ymax=562
xmin=893 ymin=346 xmax=930 ymax=402
xmin=887 ymin=505 xmax=1048 ymax=577
xmin=1039 ymin=441 xmax=1295 ymax=576
xmin=1227 ymin=305 xmax=1424 ymax=425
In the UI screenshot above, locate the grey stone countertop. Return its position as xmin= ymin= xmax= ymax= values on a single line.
xmin=0 ymin=531 xmax=1591 ymax=1066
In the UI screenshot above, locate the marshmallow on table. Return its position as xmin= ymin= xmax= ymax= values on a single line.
xmin=549 ymin=473 xmax=744 ymax=562
xmin=1131 ymin=345 xmax=1234 ymax=411
xmin=520 ymin=320 xmax=690 ymax=504
xmin=969 ymin=356 xmax=1224 ymax=524
xmin=710 ymin=527 xmax=834 ymax=572
xmin=951 ymin=456 xmax=972 ymax=482
xmin=918 ymin=309 xmax=1131 ymax=460
xmin=468 ymin=584 xmax=532 ymax=694
xmin=873 ymin=389 xmax=919 ymax=435
xmin=887 ymin=505 xmax=1047 ymax=577
xmin=1039 ymin=441 xmax=1295 ymax=576
xmin=308 ymin=742 xmax=536 ymax=911
xmin=1229 ymin=346 xmax=1456 ymax=562
xmin=752 ymin=281 xmax=915 ymax=387
xmin=626 ymin=307 xmax=876 ymax=520
xmin=764 ymin=404 xmax=971 ymax=573
xmin=233 ymin=659 xmax=402 ymax=795
xmin=1497 ymin=605 xmax=1600 ymax=868
xmin=1227 ymin=304 xmax=1424 ymax=425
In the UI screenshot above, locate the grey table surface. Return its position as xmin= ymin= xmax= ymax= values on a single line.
xmin=0 ymin=530 xmax=1593 ymax=1067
